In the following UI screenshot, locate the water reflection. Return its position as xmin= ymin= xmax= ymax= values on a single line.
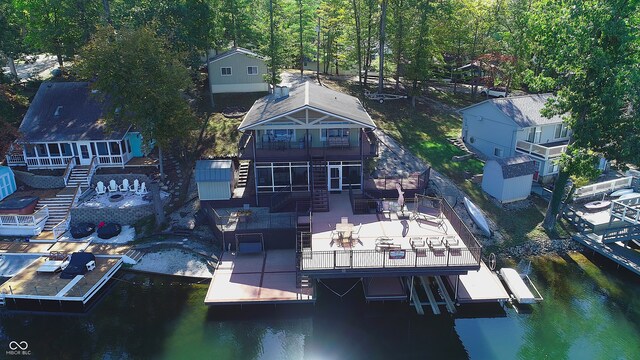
xmin=0 ymin=253 xmax=638 ymax=359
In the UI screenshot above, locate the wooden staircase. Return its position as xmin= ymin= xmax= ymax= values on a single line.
xmin=66 ymin=165 xmax=91 ymax=192
xmin=311 ymin=160 xmax=329 ymax=212
xmin=236 ymin=160 xmax=250 ymax=188
xmin=296 ymin=212 xmax=312 ymax=288
xmin=35 ymin=188 xmax=77 ymax=236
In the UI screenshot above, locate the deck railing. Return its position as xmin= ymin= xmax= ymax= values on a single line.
xmin=515 ymin=140 xmax=567 ymax=159
xmin=24 ymin=156 xmax=74 ymax=169
xmin=5 ymin=153 xmax=25 ymax=166
xmin=97 ymin=154 xmax=127 ymax=167
xmin=87 ymin=156 xmax=98 ymax=188
xmin=299 ymin=246 xmax=481 ymax=271
xmin=0 ymin=206 xmax=49 ymax=227
xmin=610 ymin=197 xmax=640 ymax=225
xmin=573 ymin=176 xmax=634 ymax=200
xmin=440 ymin=197 xmax=483 ymax=263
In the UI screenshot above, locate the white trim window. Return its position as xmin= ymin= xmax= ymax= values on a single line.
xmin=554 ymin=123 xmax=569 ymax=139
xmin=548 ymin=162 xmax=559 ymax=174
xmin=221 ymin=67 xmax=232 ymax=76
xmin=247 ymin=66 xmax=258 ymax=75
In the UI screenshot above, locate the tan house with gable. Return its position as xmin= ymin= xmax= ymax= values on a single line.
xmin=207 ymin=47 xmax=269 ymax=94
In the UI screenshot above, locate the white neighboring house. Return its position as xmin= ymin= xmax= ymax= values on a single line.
xmin=460 ymin=94 xmax=571 ymax=184
xmin=207 ymin=47 xmax=269 ymax=94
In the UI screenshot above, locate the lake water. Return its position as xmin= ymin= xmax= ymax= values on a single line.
xmin=1 ymin=252 xmax=639 ymax=359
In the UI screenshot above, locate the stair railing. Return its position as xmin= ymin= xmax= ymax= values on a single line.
xmin=86 ymin=156 xmax=98 ymax=188
xmin=62 ymin=157 xmax=77 ymax=186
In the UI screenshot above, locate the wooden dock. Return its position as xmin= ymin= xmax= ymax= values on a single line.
xmin=573 ymin=233 xmax=640 ymax=276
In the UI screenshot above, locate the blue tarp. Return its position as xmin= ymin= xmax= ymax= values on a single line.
xmin=60 ymin=252 xmax=96 ymax=279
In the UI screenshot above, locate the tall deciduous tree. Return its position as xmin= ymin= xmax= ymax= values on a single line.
xmin=536 ymin=0 xmax=640 ymax=231
xmin=15 ymin=0 xmax=101 ymax=67
xmin=76 ymin=26 xmax=197 ymax=180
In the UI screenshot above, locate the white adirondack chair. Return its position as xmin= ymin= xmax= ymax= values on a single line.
xmin=136 ymin=182 xmax=149 ymax=196
xmin=129 ymin=179 xmax=139 ymax=193
xmin=119 ymin=179 xmax=130 ymax=192
xmin=107 ymin=180 xmax=118 ymax=193
xmin=95 ymin=181 xmax=106 ymax=195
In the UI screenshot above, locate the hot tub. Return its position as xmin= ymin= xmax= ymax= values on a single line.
xmin=0 ymin=196 xmax=39 ymax=215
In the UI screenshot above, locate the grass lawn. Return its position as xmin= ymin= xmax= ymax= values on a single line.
xmin=199 ymin=92 xmax=266 ymax=158
xmin=322 ymin=78 xmax=566 ymax=248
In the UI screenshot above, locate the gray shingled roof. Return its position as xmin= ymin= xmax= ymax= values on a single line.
xmin=209 ymin=47 xmax=265 ymax=63
xmin=239 ymin=81 xmax=375 ymax=130
xmin=195 ymin=160 xmax=233 ymax=182
xmin=491 ymin=94 xmax=563 ymax=127
xmin=18 ymin=82 xmax=128 ymax=142
xmin=494 ymin=156 xmax=537 ymax=179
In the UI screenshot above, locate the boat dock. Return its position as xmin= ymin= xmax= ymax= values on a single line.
xmin=204 ymin=250 xmax=314 ymax=306
xmin=573 ymin=233 xmax=640 ymax=276
xmin=446 ymin=262 xmax=510 ymax=304
xmin=0 ymin=257 xmax=122 ymax=311
xmin=0 ymin=241 xmax=140 ymax=311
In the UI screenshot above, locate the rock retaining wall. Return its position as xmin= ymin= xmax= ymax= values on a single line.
xmin=12 ymin=169 xmax=65 ymax=189
xmin=71 ymin=204 xmax=155 ymax=226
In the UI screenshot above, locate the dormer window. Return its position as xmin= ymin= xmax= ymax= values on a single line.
xmin=54 ymin=106 xmax=63 ymax=117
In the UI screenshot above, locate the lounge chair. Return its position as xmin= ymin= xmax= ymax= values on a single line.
xmin=119 ymin=179 xmax=130 ymax=192
xmin=95 ymin=181 xmax=106 ymax=195
xmin=427 ymin=236 xmax=446 ymax=253
xmin=129 ymin=179 xmax=139 ymax=193
xmin=135 ymin=182 xmax=149 ymax=196
xmin=341 ymin=217 xmax=349 ymax=224
xmin=107 ymin=180 xmax=118 ymax=193
xmin=412 ymin=203 xmax=442 ymax=222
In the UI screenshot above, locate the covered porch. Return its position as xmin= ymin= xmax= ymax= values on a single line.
xmin=6 ymin=135 xmax=140 ymax=170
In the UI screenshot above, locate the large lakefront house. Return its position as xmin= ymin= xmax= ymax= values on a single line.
xmin=237 ymin=81 xmax=379 ymax=209
xmin=5 ymin=82 xmax=150 ymax=170
xmin=460 ymin=94 xmax=571 ymax=183
xmin=204 ymin=82 xmax=489 ymax=311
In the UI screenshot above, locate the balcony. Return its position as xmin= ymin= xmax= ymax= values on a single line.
xmin=515 ymin=139 xmax=568 ymax=160
xmin=238 ymin=130 xmax=378 ymax=161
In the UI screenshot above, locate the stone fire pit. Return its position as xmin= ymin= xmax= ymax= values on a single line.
xmin=109 ymin=194 xmax=124 ymax=203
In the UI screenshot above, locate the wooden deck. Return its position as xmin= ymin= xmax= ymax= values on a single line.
xmin=0 ymin=257 xmax=121 ymax=300
xmin=205 ymin=250 xmax=314 ymax=305
xmin=304 ymin=194 xmax=481 ymax=274
xmin=573 ymin=233 xmax=640 ymax=276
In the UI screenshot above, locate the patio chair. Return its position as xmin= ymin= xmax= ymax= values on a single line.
xmin=107 ymin=180 xmax=118 ymax=193
xmin=129 ymin=179 xmax=139 ymax=193
xmin=119 ymin=179 xmax=130 ymax=192
xmin=351 ymin=223 xmax=362 ymax=241
xmin=135 ymin=182 xmax=149 ymax=196
xmin=95 ymin=181 xmax=106 ymax=195
xmin=341 ymin=217 xmax=349 ymax=224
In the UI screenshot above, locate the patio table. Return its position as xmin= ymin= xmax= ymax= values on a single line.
xmin=336 ymin=223 xmax=354 ymax=246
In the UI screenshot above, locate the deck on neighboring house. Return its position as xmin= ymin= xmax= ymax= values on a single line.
xmin=572 ymin=233 xmax=640 ymax=276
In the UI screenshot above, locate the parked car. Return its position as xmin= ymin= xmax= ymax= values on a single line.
xmin=480 ymin=87 xmax=507 ymax=98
